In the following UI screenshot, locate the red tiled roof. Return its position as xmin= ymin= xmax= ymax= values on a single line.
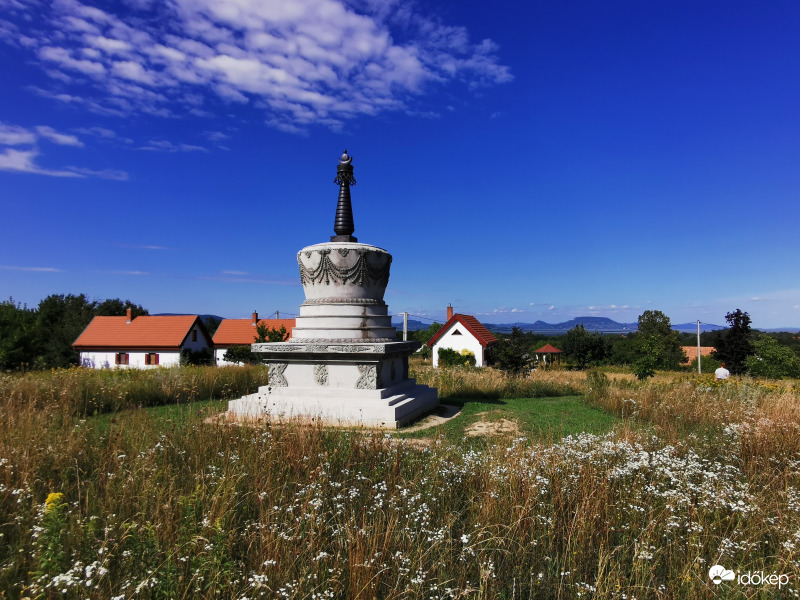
xmin=681 ymin=346 xmax=716 ymax=363
xmin=212 ymin=318 xmax=295 ymax=346
xmin=73 ymin=315 xmax=205 ymax=349
xmin=535 ymin=344 xmax=562 ymax=353
xmin=426 ymin=314 xmax=498 ymax=348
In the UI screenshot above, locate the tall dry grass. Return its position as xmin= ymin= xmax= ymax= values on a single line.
xmin=0 ymin=365 xmax=268 ymax=417
xmin=0 ymin=366 xmax=799 ymax=598
xmin=411 ymin=363 xmax=580 ymax=400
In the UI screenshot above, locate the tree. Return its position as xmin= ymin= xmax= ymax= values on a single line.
xmin=562 ymin=324 xmax=609 ymax=368
xmin=631 ymin=310 xmax=683 ymax=379
xmin=222 ymin=345 xmax=262 ymax=365
xmin=714 ymin=309 xmax=753 ymax=375
xmin=35 ymin=294 xmax=98 ymax=368
xmin=495 ymin=326 xmax=532 ymax=376
xmin=223 ymin=324 xmax=289 ymax=365
xmin=204 ymin=316 xmax=221 ymax=337
xmin=256 ymin=323 xmax=288 ymax=342
xmin=406 ymin=322 xmax=443 ymax=359
xmin=95 ymin=298 xmax=149 ymax=317
xmin=745 ymin=335 xmax=800 ymax=379
xmin=0 ymin=298 xmax=36 ymax=369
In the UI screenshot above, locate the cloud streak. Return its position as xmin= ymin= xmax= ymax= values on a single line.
xmin=0 ymin=121 xmax=128 ymax=179
xmin=2 ymin=0 xmax=512 ymax=132
xmin=0 ymin=265 xmax=62 ymax=272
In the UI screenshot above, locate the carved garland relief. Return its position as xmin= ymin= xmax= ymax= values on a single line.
xmin=297 ymin=248 xmax=391 ymax=287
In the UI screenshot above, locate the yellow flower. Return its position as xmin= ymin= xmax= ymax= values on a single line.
xmin=44 ymin=492 xmax=64 ymax=513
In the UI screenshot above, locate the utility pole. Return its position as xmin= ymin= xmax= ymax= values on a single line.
xmin=276 ymin=310 xmax=279 ymax=319
xmin=697 ymin=320 xmax=701 ymax=374
xmin=401 ymin=312 xmax=408 ymax=341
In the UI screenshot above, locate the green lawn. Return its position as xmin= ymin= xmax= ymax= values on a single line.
xmin=398 ymin=395 xmax=620 ymax=443
xmin=89 ymin=395 xmax=619 ymax=446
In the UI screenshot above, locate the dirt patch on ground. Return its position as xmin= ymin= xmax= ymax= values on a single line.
xmin=399 ymin=404 xmax=462 ymax=432
xmin=464 ymin=413 xmax=521 ymax=438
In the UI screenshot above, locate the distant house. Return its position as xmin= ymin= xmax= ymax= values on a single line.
xmin=426 ymin=305 xmax=498 ymax=368
xmin=213 ymin=312 xmax=296 ymax=365
xmin=681 ymin=346 xmax=716 ymax=364
xmin=73 ymin=309 xmax=212 ymax=369
xmin=534 ymin=343 xmax=562 ymax=367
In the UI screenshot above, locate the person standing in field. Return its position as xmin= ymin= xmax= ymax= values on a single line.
xmin=715 ymin=362 xmax=730 ymax=381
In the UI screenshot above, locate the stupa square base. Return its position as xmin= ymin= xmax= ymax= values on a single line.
xmin=226 ymin=341 xmax=439 ymax=428
xmin=228 ymin=379 xmax=439 ymax=428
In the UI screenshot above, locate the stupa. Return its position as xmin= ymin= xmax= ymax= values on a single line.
xmin=227 ymin=151 xmax=438 ymax=427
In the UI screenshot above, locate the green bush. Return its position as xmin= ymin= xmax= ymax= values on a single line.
xmin=745 ymin=335 xmax=800 ymax=379
xmin=688 ymin=354 xmax=721 ymax=373
xmin=437 ymin=347 xmax=475 ymax=368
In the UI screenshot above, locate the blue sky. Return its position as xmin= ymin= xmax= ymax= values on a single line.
xmin=1 ymin=0 xmax=798 ymax=328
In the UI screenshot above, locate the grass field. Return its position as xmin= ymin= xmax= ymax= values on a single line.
xmin=1 ymin=365 xmax=799 ymax=599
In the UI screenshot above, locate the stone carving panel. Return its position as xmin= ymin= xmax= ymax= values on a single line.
xmin=356 ymin=363 xmax=384 ymax=389
xmin=313 ymin=363 xmax=328 ymax=386
xmin=269 ymin=362 xmax=288 ymax=387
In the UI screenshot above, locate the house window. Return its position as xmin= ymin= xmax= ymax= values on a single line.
xmin=145 ymin=353 xmax=159 ymax=365
xmin=452 ymin=329 xmax=462 ymax=335
xmin=191 ymin=330 xmax=198 ymax=342
xmin=115 ymin=352 xmax=129 ymax=365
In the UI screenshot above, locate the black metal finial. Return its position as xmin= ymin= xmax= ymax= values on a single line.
xmin=331 ymin=149 xmax=357 ymax=242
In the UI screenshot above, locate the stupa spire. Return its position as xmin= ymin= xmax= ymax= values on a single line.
xmin=331 ymin=149 xmax=357 ymax=242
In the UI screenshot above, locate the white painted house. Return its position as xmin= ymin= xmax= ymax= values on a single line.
xmin=73 ymin=309 xmax=211 ymax=369
xmin=426 ymin=305 xmax=498 ymax=368
xmin=212 ymin=312 xmax=295 ymax=365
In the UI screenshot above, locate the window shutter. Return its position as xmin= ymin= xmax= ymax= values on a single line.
xmin=154 ymin=353 xmax=159 ymax=365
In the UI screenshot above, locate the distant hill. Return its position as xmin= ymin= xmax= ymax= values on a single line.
xmin=483 ymin=316 xmax=639 ymax=334
xmin=672 ymin=322 xmax=726 ymax=333
xmin=390 ymin=318 xmax=431 ymax=331
xmin=481 ymin=317 xmax=728 ymax=335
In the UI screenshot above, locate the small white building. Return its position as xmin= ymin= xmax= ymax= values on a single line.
xmin=426 ymin=305 xmax=498 ymax=368
xmin=212 ymin=312 xmax=295 ymax=365
xmin=73 ymin=309 xmax=211 ymax=369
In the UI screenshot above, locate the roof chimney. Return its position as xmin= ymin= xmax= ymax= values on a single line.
xmin=252 ymin=311 xmax=258 ymax=326
xmin=126 ymin=308 xmax=132 ymax=323
xmin=447 ymin=304 xmax=453 ymax=321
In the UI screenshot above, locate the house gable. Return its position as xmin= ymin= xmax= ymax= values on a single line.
xmin=427 ymin=314 xmax=498 ymax=349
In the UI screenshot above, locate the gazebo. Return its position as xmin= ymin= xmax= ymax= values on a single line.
xmin=534 ymin=344 xmax=562 ymax=367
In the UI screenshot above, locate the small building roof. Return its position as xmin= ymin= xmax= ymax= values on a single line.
xmin=213 ymin=318 xmax=295 ymax=346
xmin=426 ymin=314 xmax=498 ymax=348
xmin=534 ymin=344 xmax=562 ymax=353
xmin=681 ymin=346 xmax=716 ymax=363
xmin=73 ymin=315 xmax=205 ymax=350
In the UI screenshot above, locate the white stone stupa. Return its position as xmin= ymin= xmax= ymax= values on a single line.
xmin=227 ymin=151 xmax=438 ymax=428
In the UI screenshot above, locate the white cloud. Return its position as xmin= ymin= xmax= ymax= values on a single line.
xmin=0 ymin=265 xmax=61 ymax=272
xmin=35 ymin=125 xmax=84 ymax=147
xmin=548 ymin=305 xmax=555 ymax=310
xmin=511 ymin=308 xmax=524 ymax=313
xmin=139 ymin=139 xmax=208 ymax=152
xmin=39 ymin=45 xmax=106 ymax=75
xmin=66 ymin=166 xmax=129 ymax=180
xmin=0 ymin=121 xmax=127 ymax=179
xmin=0 ymin=122 xmax=36 ymax=145
xmin=0 ymin=148 xmax=83 ymax=177
xmin=5 ymin=0 xmax=511 ymax=131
